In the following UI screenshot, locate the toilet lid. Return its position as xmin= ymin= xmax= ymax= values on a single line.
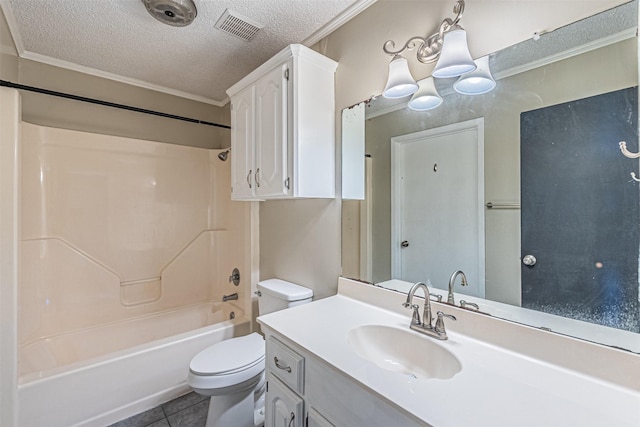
xmin=257 ymin=279 xmax=313 ymax=301
xmin=190 ymin=333 xmax=265 ymax=376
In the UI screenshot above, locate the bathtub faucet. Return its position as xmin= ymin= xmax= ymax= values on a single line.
xmin=222 ymin=293 xmax=239 ymax=302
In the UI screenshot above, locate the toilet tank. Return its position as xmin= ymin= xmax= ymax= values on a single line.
xmin=257 ymin=279 xmax=313 ymax=316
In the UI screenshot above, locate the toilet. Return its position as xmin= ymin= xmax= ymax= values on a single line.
xmin=187 ymin=279 xmax=313 ymax=427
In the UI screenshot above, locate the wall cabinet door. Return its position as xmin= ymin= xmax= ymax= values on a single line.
xmin=265 ymin=373 xmax=304 ymax=427
xmin=230 ymin=85 xmax=256 ymax=200
xmin=255 ymin=62 xmax=290 ymax=198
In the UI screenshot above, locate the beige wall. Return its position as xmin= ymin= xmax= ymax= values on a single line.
xmin=259 ymin=199 xmax=342 ymax=299
xmin=16 ymin=59 xmax=230 ymax=149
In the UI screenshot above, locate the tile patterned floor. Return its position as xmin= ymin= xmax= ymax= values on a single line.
xmin=108 ymin=392 xmax=209 ymax=427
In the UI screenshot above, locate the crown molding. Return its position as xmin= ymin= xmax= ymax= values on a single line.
xmin=302 ymin=0 xmax=378 ymax=47
xmin=0 ymin=0 xmax=25 ymax=56
xmin=20 ymin=51 xmax=225 ymax=106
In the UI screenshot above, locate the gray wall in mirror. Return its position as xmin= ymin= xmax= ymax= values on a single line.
xmin=341 ymin=0 xmax=639 ymax=349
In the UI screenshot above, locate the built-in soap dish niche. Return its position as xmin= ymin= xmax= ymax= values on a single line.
xmin=120 ymin=277 xmax=162 ymax=306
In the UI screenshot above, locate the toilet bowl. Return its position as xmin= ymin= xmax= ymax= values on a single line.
xmin=188 ymin=279 xmax=313 ymax=427
xmin=189 ymin=333 xmax=266 ymax=427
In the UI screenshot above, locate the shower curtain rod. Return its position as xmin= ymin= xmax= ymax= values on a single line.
xmin=0 ymin=80 xmax=231 ymax=130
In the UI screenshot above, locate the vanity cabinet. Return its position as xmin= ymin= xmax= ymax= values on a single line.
xmin=264 ymin=334 xmax=424 ymax=427
xmin=265 ymin=336 xmax=334 ymax=427
xmin=227 ymin=44 xmax=338 ymax=200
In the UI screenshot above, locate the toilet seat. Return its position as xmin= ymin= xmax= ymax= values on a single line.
xmin=191 ymin=333 xmax=265 ymax=375
xmin=188 ymin=333 xmax=266 ymax=392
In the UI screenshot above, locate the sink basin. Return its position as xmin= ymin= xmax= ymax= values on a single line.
xmin=347 ymin=325 xmax=462 ymax=380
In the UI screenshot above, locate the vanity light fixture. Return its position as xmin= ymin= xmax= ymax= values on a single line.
xmin=382 ymin=0 xmax=495 ymax=103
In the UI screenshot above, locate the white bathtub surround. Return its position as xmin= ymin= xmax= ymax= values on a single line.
xmin=19 ymin=123 xmax=252 ymax=379
xmin=257 ymin=278 xmax=640 ymax=427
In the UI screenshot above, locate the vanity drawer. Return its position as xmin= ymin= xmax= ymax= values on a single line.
xmin=267 ymin=336 xmax=305 ymax=394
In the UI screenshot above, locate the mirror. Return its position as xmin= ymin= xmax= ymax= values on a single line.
xmin=341 ymin=0 xmax=640 ymax=353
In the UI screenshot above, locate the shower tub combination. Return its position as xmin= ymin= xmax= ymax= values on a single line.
xmin=10 ymin=116 xmax=252 ymax=426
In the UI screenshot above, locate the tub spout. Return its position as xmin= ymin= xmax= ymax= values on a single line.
xmin=222 ymin=293 xmax=238 ymax=302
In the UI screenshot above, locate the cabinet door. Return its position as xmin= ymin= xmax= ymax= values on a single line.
xmin=307 ymin=408 xmax=335 ymax=427
xmin=265 ymin=374 xmax=304 ymax=427
xmin=231 ymin=84 xmax=256 ymax=200
xmin=255 ymin=62 xmax=290 ymax=198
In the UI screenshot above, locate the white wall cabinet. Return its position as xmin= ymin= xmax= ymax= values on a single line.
xmin=227 ymin=44 xmax=338 ymax=200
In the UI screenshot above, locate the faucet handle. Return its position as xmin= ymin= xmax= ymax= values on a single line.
xmin=402 ymin=300 xmax=422 ymax=326
xmin=409 ymin=304 xmax=421 ymax=326
xmin=429 ymin=293 xmax=443 ymax=303
xmin=460 ymin=300 xmax=479 ymax=310
xmin=434 ymin=311 xmax=457 ymax=336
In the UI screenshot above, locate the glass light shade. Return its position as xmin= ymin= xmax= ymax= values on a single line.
xmin=453 ymin=56 xmax=496 ymax=95
xmin=432 ymin=28 xmax=476 ymax=79
xmin=408 ymin=77 xmax=443 ymax=111
xmin=383 ymin=55 xmax=419 ymax=98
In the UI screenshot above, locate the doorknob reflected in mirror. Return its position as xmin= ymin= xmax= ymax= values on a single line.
xmin=522 ymin=254 xmax=537 ymax=267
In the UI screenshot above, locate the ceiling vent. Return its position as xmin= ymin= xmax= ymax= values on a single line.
xmin=214 ymin=9 xmax=263 ymax=42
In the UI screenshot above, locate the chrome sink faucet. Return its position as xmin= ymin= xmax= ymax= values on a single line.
xmin=403 ymin=282 xmax=432 ymax=328
xmin=402 ymin=282 xmax=456 ymax=340
xmin=447 ymin=270 xmax=468 ymax=305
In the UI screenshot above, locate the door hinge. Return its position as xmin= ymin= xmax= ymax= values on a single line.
xmin=284 ymin=68 xmax=290 ymax=80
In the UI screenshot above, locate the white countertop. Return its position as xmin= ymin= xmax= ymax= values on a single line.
xmin=258 ymin=292 xmax=640 ymax=427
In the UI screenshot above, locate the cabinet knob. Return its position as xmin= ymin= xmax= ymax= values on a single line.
xmin=255 ymin=168 xmax=261 ymax=188
xmin=246 ymin=170 xmax=252 ymax=189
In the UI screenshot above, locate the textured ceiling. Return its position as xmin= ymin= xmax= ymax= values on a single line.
xmin=2 ymin=0 xmax=370 ymax=105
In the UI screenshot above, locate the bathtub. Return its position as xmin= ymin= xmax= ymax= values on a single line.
xmin=18 ymin=301 xmax=251 ymax=427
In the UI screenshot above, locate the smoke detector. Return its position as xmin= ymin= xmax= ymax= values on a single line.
xmin=214 ymin=9 xmax=263 ymax=42
xmin=141 ymin=0 xmax=197 ymax=27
